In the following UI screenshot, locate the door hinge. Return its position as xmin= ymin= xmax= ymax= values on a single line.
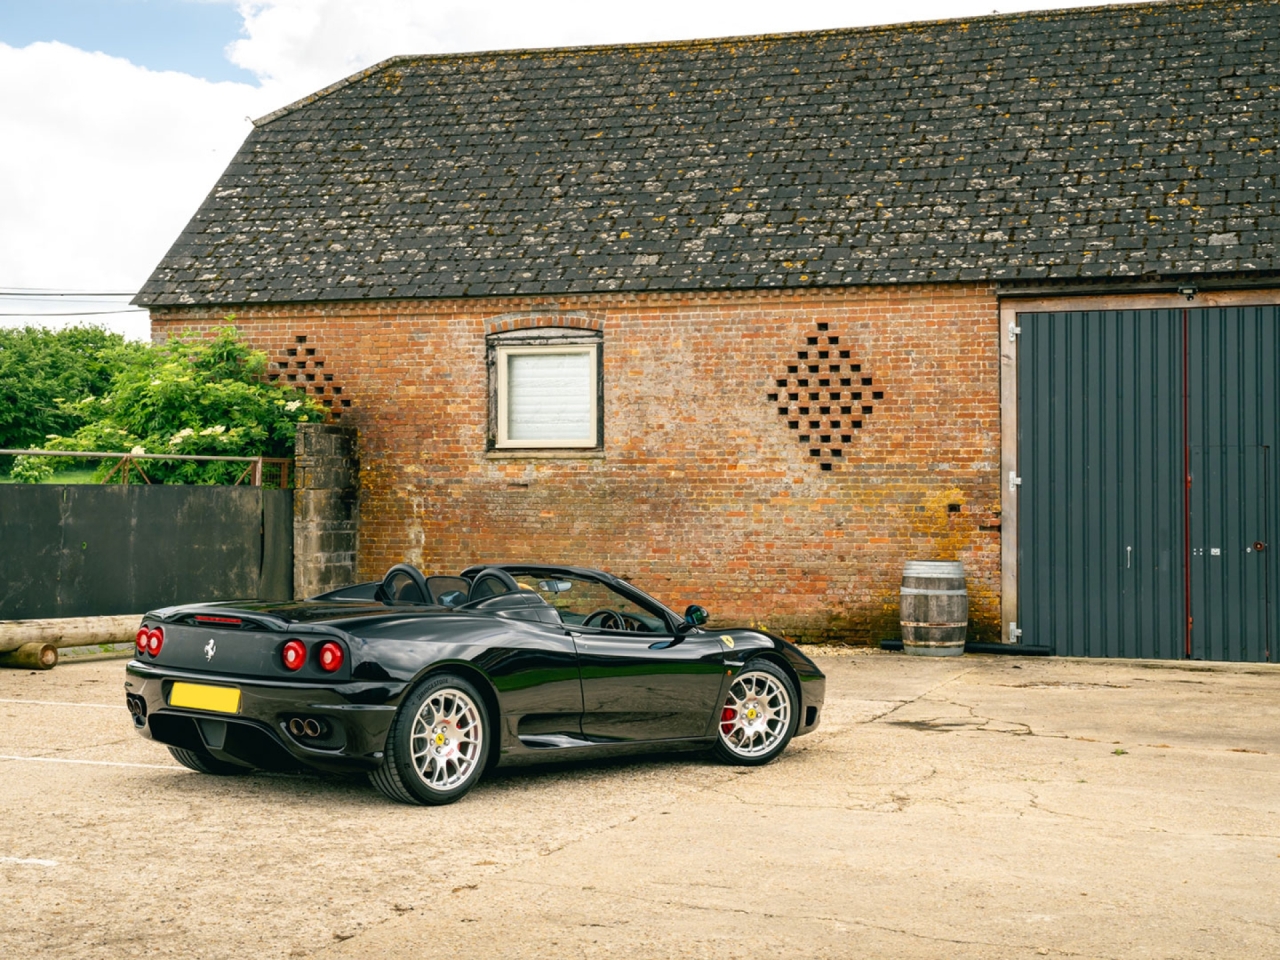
xmin=1008 ymin=321 xmax=1022 ymax=341
xmin=1009 ymin=622 xmax=1023 ymax=641
xmin=1008 ymin=471 xmax=1023 ymax=492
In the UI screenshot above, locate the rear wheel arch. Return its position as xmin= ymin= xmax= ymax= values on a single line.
xmin=406 ymin=660 xmax=503 ymax=772
xmin=371 ymin=670 xmax=493 ymax=805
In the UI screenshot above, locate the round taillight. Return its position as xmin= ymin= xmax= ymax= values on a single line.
xmin=146 ymin=627 xmax=164 ymax=656
xmin=318 ymin=641 xmax=344 ymax=673
xmin=282 ymin=639 xmax=306 ymax=671
xmin=136 ymin=627 xmax=149 ymax=654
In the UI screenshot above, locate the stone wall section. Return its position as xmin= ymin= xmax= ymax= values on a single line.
xmin=293 ymin=423 xmax=359 ymax=600
xmin=152 ymin=283 xmax=1000 ymax=642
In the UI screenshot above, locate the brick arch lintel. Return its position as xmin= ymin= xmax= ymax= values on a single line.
xmin=482 ymin=309 xmax=604 ymax=336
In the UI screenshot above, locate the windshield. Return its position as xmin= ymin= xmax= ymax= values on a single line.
xmin=513 ymin=574 xmax=669 ymax=633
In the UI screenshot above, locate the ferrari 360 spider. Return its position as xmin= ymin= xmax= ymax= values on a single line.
xmin=124 ymin=563 xmax=825 ymax=805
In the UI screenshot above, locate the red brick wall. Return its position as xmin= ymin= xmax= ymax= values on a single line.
xmin=150 ymin=283 xmax=1002 ymax=643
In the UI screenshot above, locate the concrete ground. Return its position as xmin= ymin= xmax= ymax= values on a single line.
xmin=0 ymin=650 xmax=1277 ymax=960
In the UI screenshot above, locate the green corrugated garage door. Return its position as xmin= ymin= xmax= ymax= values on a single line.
xmin=1017 ymin=305 xmax=1277 ymax=661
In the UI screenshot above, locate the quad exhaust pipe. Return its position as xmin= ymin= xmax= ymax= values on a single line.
xmin=288 ymin=717 xmax=324 ymax=738
xmin=126 ymin=694 xmax=148 ymax=727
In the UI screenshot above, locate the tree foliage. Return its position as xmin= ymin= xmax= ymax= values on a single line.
xmin=0 ymin=326 xmax=141 ymax=470
xmin=29 ymin=324 xmax=323 ymax=484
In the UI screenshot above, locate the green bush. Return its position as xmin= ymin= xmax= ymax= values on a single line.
xmin=39 ymin=323 xmax=324 ymax=484
xmin=8 ymin=455 xmax=55 ymax=484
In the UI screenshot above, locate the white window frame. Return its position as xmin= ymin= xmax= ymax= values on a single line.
xmin=494 ymin=342 xmax=599 ymax=449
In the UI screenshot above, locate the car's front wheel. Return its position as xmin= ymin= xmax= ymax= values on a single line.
xmin=712 ymin=660 xmax=798 ymax=766
xmin=370 ymin=673 xmax=490 ymax=805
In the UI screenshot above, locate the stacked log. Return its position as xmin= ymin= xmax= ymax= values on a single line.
xmin=0 ymin=615 xmax=143 ymax=670
xmin=0 ymin=643 xmax=60 ymax=669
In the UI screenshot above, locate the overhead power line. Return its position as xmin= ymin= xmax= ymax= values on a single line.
xmin=0 ymin=308 xmax=147 ymax=317
xmin=0 ymin=291 xmax=137 ymax=299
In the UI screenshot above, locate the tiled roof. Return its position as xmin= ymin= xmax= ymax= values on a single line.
xmin=136 ymin=1 xmax=1279 ymax=306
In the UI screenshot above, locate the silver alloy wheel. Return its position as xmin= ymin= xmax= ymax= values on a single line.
xmin=409 ymin=687 xmax=484 ymax=790
xmin=717 ymin=670 xmax=791 ymax=758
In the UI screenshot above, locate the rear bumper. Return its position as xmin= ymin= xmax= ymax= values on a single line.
xmin=125 ymin=660 xmax=407 ymax=773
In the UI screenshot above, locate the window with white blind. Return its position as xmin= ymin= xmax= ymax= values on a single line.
xmin=494 ymin=343 xmax=599 ymax=448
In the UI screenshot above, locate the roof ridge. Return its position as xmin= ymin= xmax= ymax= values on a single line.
xmin=252 ymin=0 xmax=1199 ymax=127
xmin=253 ymin=55 xmax=412 ymax=127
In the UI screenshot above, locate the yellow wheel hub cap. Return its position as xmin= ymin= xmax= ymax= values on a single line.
xmin=434 ymin=733 xmax=446 ymax=746
xmin=746 ymin=708 xmax=758 ymax=720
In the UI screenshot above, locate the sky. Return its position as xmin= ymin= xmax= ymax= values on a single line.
xmin=0 ymin=0 xmax=1142 ymax=339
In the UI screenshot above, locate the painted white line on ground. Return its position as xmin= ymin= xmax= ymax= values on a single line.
xmin=0 ymin=754 xmax=180 ymax=770
xmin=0 ymin=856 xmax=58 ymax=867
xmin=0 ymin=698 xmax=126 ymax=709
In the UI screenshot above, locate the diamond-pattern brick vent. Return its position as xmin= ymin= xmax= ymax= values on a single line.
xmin=770 ymin=322 xmax=883 ymax=471
xmin=266 ymin=335 xmax=351 ymax=420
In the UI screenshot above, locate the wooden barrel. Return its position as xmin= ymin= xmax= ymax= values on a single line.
xmin=900 ymin=561 xmax=968 ymax=657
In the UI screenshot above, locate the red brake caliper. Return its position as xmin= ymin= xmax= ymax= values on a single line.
xmin=720 ymin=706 xmax=736 ymax=734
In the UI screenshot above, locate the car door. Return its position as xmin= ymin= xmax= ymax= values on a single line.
xmin=514 ymin=572 xmax=728 ymax=741
xmin=572 ymin=628 xmax=729 ymax=741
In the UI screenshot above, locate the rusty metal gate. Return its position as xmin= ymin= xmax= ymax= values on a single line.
xmin=1015 ymin=304 xmax=1277 ymax=661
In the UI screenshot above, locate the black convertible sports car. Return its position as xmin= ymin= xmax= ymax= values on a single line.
xmin=124 ymin=563 xmax=825 ymax=805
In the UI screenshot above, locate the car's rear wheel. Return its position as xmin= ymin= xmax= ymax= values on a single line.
xmin=369 ymin=673 xmax=489 ymax=805
xmin=712 ymin=660 xmax=797 ymax=766
xmin=167 ymin=745 xmax=251 ymax=775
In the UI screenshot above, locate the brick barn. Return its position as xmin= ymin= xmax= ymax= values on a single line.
xmin=136 ymin=0 xmax=1280 ymax=659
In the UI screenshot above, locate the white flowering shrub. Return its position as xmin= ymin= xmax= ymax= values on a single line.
xmin=42 ymin=323 xmax=322 ymax=485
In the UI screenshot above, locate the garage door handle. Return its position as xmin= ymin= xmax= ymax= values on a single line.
xmin=1126 ymin=546 xmax=1132 ymax=569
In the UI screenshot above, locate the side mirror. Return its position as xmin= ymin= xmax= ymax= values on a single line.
xmin=683 ymin=604 xmax=709 ymax=626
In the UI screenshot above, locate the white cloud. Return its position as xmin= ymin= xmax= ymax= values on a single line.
xmin=0 ymin=41 xmax=275 ymax=336
xmin=229 ymin=0 xmax=448 ymax=97
xmin=2 ymin=0 xmax=1136 ymax=339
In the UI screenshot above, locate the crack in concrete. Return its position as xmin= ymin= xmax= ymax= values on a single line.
xmin=537 ymin=814 xmax=637 ymax=858
xmin=1226 ymin=915 xmax=1280 ymax=934
xmin=932 ymin=696 xmax=1035 ymax=736
xmin=863 ymin=667 xmax=976 ymax=725
xmin=880 ymin=695 xmax=1035 ymax=739
xmin=705 ymin=764 xmax=942 ymax=813
xmin=1027 ymin=794 xmax=1104 ymax=823
xmin=991 ymin=681 xmax=1133 ymax=690
xmin=915 ymin=708 xmax=1278 ymax=760
xmin=1206 ymin=832 xmax=1280 ymax=840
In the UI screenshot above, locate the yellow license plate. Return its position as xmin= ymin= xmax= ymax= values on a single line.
xmin=169 ymin=682 xmax=241 ymax=714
